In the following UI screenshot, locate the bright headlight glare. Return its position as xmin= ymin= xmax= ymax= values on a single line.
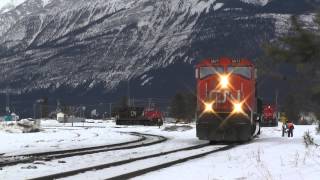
xmin=204 ymin=101 xmax=214 ymax=113
xmin=233 ymin=102 xmax=243 ymax=113
xmin=220 ymin=75 xmax=229 ymax=89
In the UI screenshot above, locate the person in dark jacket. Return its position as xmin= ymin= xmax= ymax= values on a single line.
xmin=287 ymin=121 xmax=294 ymax=137
xmin=282 ymin=122 xmax=287 ymax=137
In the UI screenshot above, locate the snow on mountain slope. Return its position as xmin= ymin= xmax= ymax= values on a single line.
xmin=0 ymin=0 xmax=27 ymax=13
xmin=0 ymin=0 xmax=316 ymax=110
xmin=0 ymin=0 xmax=54 ymax=12
xmin=0 ymin=0 xmax=220 ymax=93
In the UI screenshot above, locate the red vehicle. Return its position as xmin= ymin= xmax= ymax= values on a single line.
xmin=116 ymin=107 xmax=163 ymax=126
xmin=261 ymin=104 xmax=278 ymax=127
xmin=195 ymin=57 xmax=261 ymax=142
xmin=144 ymin=107 xmax=164 ymax=125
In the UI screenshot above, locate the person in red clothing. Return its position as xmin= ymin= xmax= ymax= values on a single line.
xmin=287 ymin=121 xmax=294 ymax=137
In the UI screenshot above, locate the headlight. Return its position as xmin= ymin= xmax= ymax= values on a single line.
xmin=220 ymin=75 xmax=229 ymax=89
xmin=204 ymin=101 xmax=214 ymax=113
xmin=233 ymin=102 xmax=243 ymax=113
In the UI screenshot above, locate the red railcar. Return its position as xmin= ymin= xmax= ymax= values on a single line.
xmin=195 ymin=57 xmax=261 ymax=142
xmin=261 ymin=104 xmax=278 ymax=127
xmin=115 ymin=107 xmax=163 ymax=126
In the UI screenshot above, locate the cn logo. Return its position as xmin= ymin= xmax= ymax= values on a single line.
xmin=210 ymin=90 xmax=241 ymax=103
xmin=130 ymin=111 xmax=137 ymax=117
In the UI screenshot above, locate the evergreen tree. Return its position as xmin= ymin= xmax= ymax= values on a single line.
xmin=184 ymin=92 xmax=197 ymax=122
xmin=283 ymin=94 xmax=300 ymax=124
xmin=263 ymin=13 xmax=320 ymax=120
xmin=40 ymin=97 xmax=49 ymax=118
xmin=119 ymin=96 xmax=129 ymax=108
xmin=170 ymin=92 xmax=186 ymax=121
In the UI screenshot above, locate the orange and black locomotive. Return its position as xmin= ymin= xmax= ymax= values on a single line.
xmin=195 ymin=57 xmax=261 ymax=142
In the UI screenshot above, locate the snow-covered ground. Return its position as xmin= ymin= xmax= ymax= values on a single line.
xmin=0 ymin=121 xmax=207 ymax=179
xmin=0 ymin=120 xmax=137 ymax=156
xmin=138 ymin=124 xmax=320 ymax=180
xmin=0 ymin=120 xmax=320 ymax=180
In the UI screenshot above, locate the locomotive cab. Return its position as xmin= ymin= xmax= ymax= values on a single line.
xmin=261 ymin=104 xmax=278 ymax=127
xmin=195 ymin=57 xmax=260 ymax=142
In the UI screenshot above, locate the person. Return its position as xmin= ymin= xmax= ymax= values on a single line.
xmin=287 ymin=121 xmax=294 ymax=137
xmin=282 ymin=122 xmax=287 ymax=137
xmin=158 ymin=118 xmax=162 ymax=128
xmin=280 ymin=112 xmax=288 ymax=137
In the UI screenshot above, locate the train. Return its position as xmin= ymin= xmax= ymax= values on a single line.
xmin=195 ymin=57 xmax=261 ymax=142
xmin=261 ymin=104 xmax=278 ymax=127
xmin=115 ymin=106 xmax=164 ymax=126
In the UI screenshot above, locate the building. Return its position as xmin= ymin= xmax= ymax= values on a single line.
xmin=57 ymin=112 xmax=65 ymax=122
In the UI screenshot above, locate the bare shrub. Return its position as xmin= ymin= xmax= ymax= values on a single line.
xmin=303 ymin=131 xmax=318 ymax=148
xmin=294 ymin=151 xmax=299 ymax=167
xmin=256 ymin=148 xmax=261 ymax=163
xmin=316 ymin=122 xmax=320 ymax=134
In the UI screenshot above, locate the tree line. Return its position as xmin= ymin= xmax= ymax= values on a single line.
xmin=169 ymin=92 xmax=196 ymax=123
xmin=261 ymin=11 xmax=320 ymax=124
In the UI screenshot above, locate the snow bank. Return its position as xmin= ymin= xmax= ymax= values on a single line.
xmin=40 ymin=119 xmax=60 ymax=126
xmin=0 ymin=121 xmax=24 ymax=133
xmin=0 ymin=119 xmax=40 ymax=133
xmin=163 ymin=124 xmax=193 ymax=132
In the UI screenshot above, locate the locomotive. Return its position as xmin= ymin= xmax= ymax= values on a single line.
xmin=261 ymin=104 xmax=278 ymax=127
xmin=115 ymin=107 xmax=164 ymax=126
xmin=195 ymin=57 xmax=261 ymax=142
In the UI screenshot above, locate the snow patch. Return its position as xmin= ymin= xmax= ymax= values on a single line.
xmin=141 ymin=76 xmax=154 ymax=86
xmin=0 ymin=0 xmax=27 ymax=13
xmin=223 ymin=8 xmax=243 ymax=11
xmin=190 ymin=0 xmax=217 ymax=14
xmin=42 ymin=0 xmax=52 ymax=7
xmin=140 ymin=74 xmax=148 ymax=80
xmin=256 ymin=13 xmax=291 ymax=35
xmin=163 ymin=125 xmax=193 ymax=132
xmin=240 ymin=0 xmax=271 ymax=6
xmin=213 ymin=3 xmax=224 ymax=11
xmin=0 ymin=0 xmax=26 ymax=14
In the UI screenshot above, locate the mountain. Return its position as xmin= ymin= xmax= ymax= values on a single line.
xmin=0 ymin=0 xmax=317 ymax=116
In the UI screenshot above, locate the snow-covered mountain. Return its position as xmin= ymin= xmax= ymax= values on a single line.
xmin=0 ymin=0 xmax=317 ymax=115
xmin=0 ymin=0 xmax=225 ymax=93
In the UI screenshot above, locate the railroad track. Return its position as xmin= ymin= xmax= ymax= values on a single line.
xmin=43 ymin=125 xmax=107 ymax=129
xmin=28 ymin=143 xmax=236 ymax=180
xmin=0 ymin=132 xmax=166 ymax=168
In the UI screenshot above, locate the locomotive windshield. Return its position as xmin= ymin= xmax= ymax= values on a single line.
xmin=227 ymin=66 xmax=251 ymax=79
xmin=199 ymin=67 xmax=224 ymax=79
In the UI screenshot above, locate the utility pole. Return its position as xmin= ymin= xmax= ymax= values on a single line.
xmin=275 ymin=89 xmax=279 ymax=120
xmin=127 ymin=79 xmax=131 ymax=106
xmin=275 ymin=89 xmax=279 ymax=108
xmin=148 ymin=98 xmax=152 ymax=108
xmin=33 ymin=103 xmax=36 ymax=119
xmin=109 ymin=103 xmax=112 ymax=118
xmin=5 ymin=92 xmax=10 ymax=114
